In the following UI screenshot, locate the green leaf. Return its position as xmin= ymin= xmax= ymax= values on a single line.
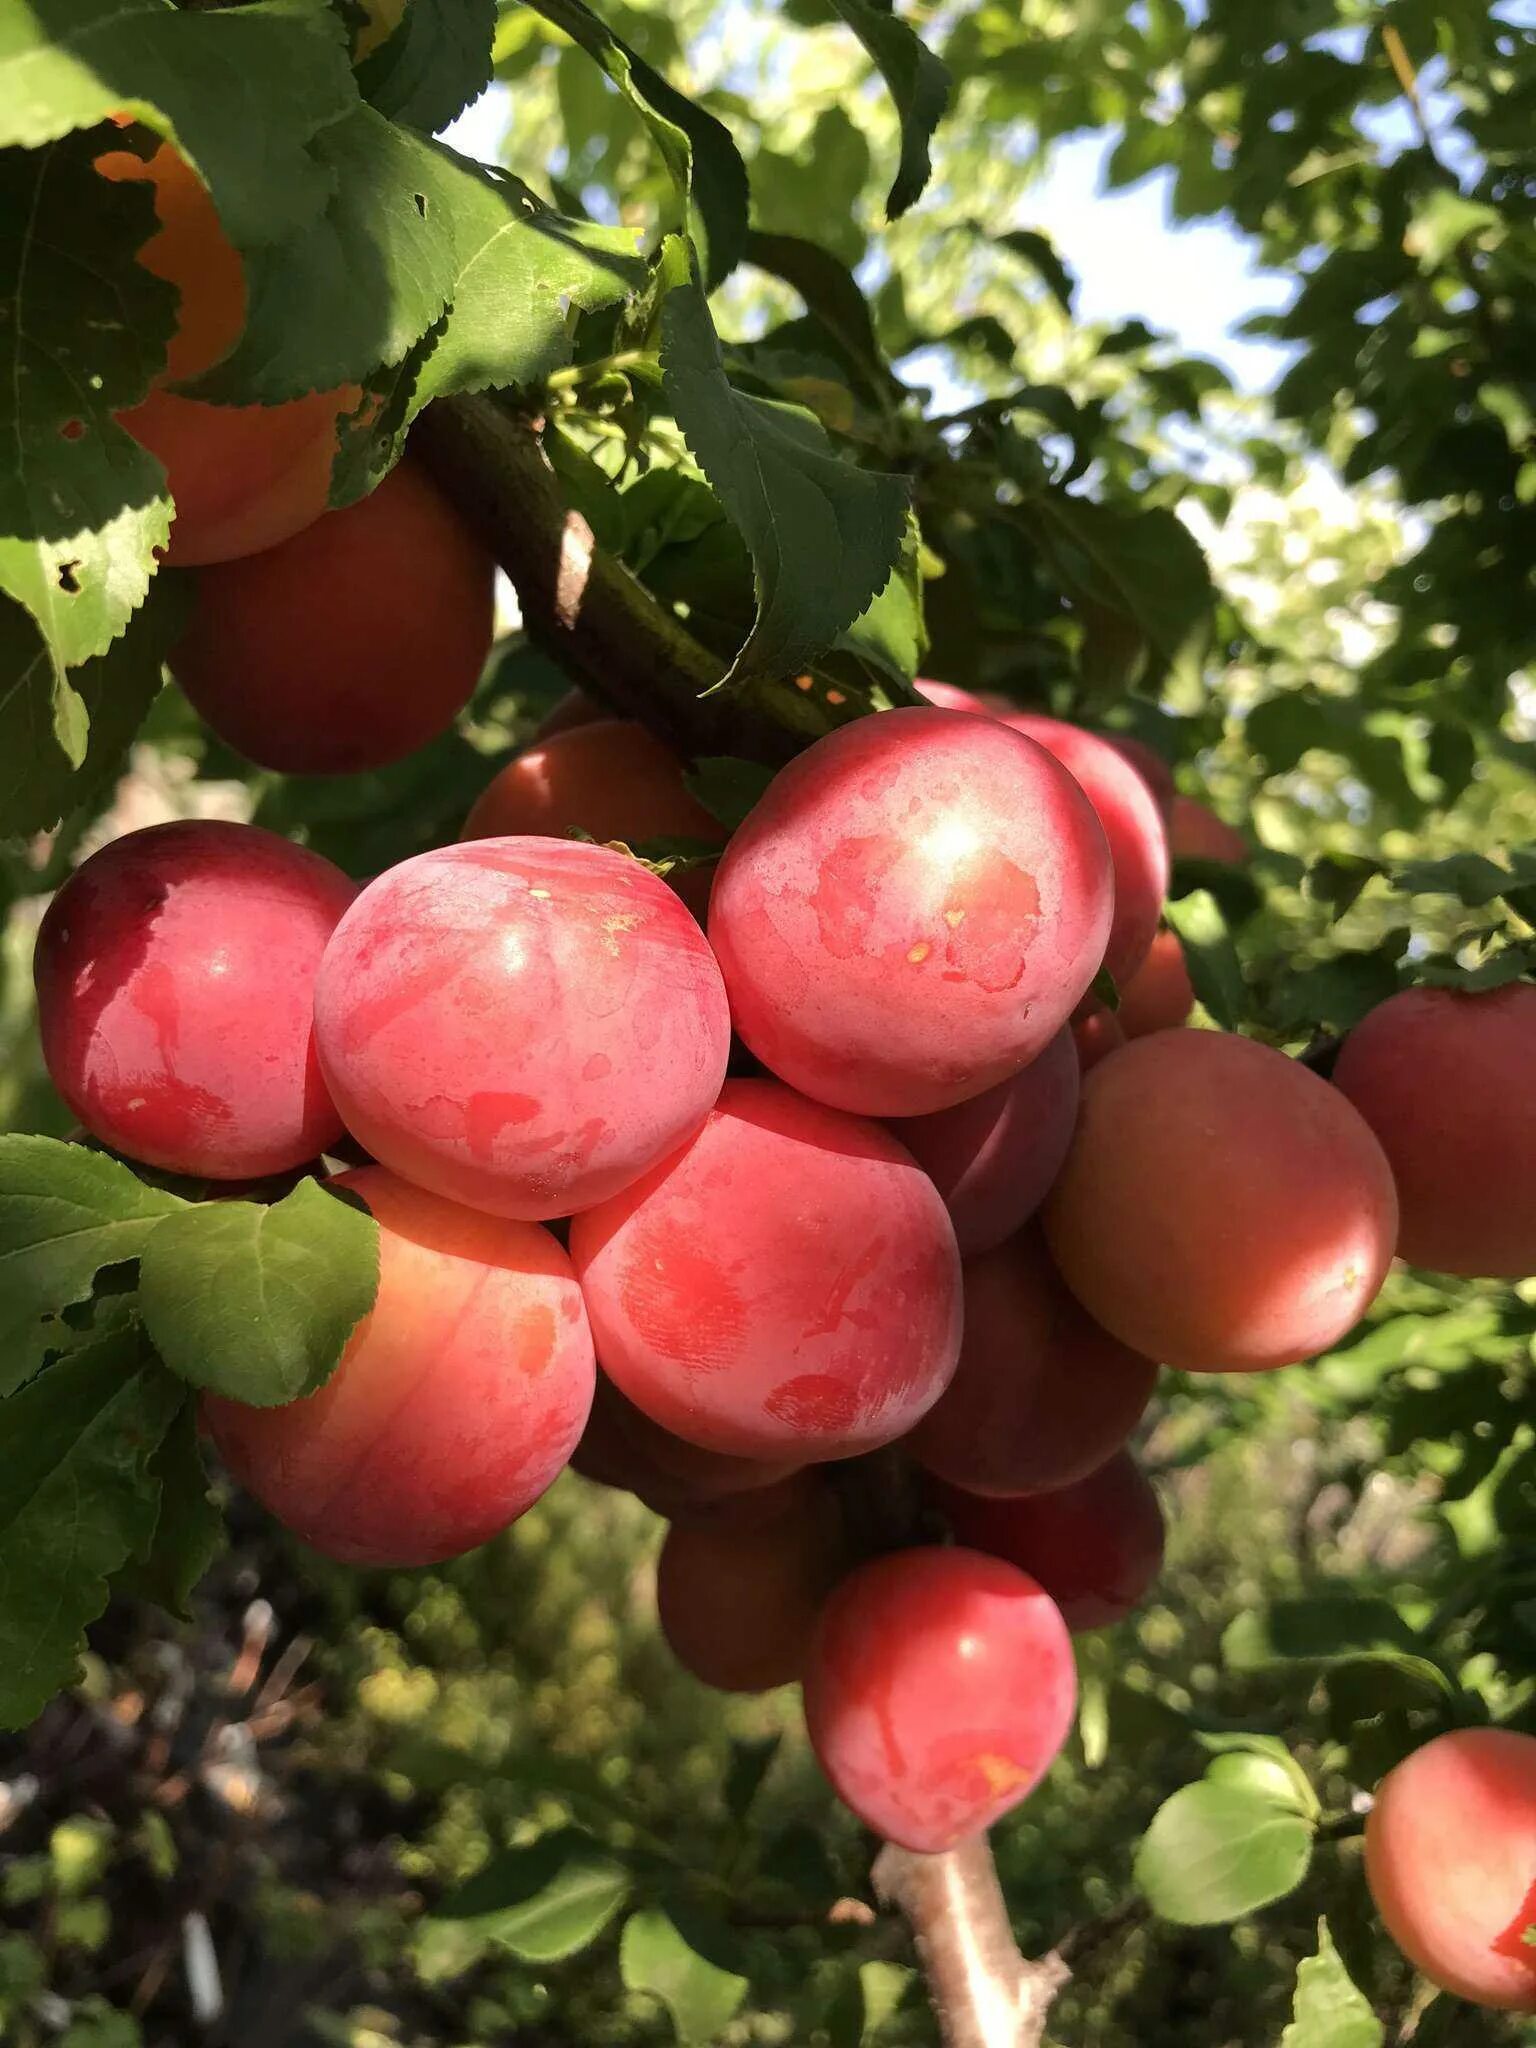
xmin=619 ymin=1908 xmax=748 ymax=2046
xmin=996 ymin=228 xmax=1076 ymax=313
xmin=1413 ymin=946 xmax=1536 ymax=994
xmin=824 ymin=1972 xmax=865 ymax=2048
xmin=1162 ymin=891 xmax=1246 ymax=1030
xmin=859 ymin=1960 xmax=913 ymax=2033
xmin=744 ymin=231 xmax=889 ymax=401
xmin=825 ymin=0 xmax=949 ymax=218
xmin=355 ymin=0 xmax=496 ymax=134
xmin=1281 ymin=1920 xmax=1384 ymax=2048
xmin=0 ymin=1135 xmax=184 ymax=1395
xmin=489 ymin=1745 xmax=648 ymax=1826
xmin=833 ymin=512 xmax=926 ymax=690
xmin=1323 ymin=1661 xmax=1437 ymax=1786
xmin=1223 ymin=1596 xmax=1416 ymax=1667
xmin=1391 ymin=852 xmax=1529 ymax=909
xmin=1223 ymin=1599 xmax=1455 ymax=1699
xmin=0 ymin=0 xmax=357 ymax=250
xmin=758 ymin=1823 xmax=839 ymax=1903
xmin=1134 ymin=1781 xmax=1314 ymax=1926
xmin=0 ymin=1322 xmax=182 ymax=1728
xmin=1321 ymin=1301 xmax=1507 ymax=1386
xmin=523 ymin=0 xmax=747 ymax=288
xmin=190 ymin=112 xmax=641 ymax=412
xmin=1106 ymin=1677 xmax=1198 ymax=1756
xmin=1246 ymin=693 xmax=1419 ymax=819
xmin=1404 ymin=189 xmax=1502 ymax=270
xmin=723 ymin=1736 xmax=780 ymax=1821
xmin=1097 ymin=317 xmax=1162 ymax=357
xmin=1266 ymin=939 xmax=1408 ymax=1037
xmin=1078 ymin=1668 xmax=1110 ymax=1769
xmin=929 ymin=314 xmax=1018 ymax=367
xmin=1089 ymin=964 xmax=1121 ymax=1012
xmin=118 ymin=1395 xmax=223 ymax=1618
xmin=0 ymin=132 xmax=174 ymax=673
xmin=1306 ymin=854 xmax=1383 ymax=918
xmin=613 ymin=468 xmax=755 ymax=660
xmin=0 ymin=580 xmax=184 ymax=841
xmin=351 ymin=210 xmax=641 ymax=497
xmin=660 ymin=242 xmax=910 ymax=685
xmin=1168 ymin=857 xmax=1264 ymax=926
xmin=200 ymin=99 xmax=444 ymax=397
xmin=750 ymin=108 xmax=870 ymax=268
xmin=138 ymin=1178 xmax=378 ymax=1405
xmin=1194 ymin=1732 xmax=1320 ymax=1814
xmin=433 ymin=1829 xmax=632 ymax=1962
xmin=1022 ymin=493 xmax=1214 ymax=691
xmin=55 ymin=1997 xmax=141 ymax=2048
xmin=684 ymin=756 xmax=776 ymax=832
xmin=1201 ymin=1748 xmax=1318 ymax=1820
xmin=619 ymin=834 xmax=722 ymax=881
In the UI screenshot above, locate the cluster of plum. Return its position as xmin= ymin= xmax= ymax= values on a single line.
xmin=59 ymin=123 xmax=1536 ymax=1973
xmin=35 ymin=648 xmax=1536 ymax=1882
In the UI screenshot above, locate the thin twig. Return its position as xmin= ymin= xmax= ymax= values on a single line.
xmin=1380 ymin=25 xmax=1504 ymax=368
xmin=226 ymin=1600 xmax=273 ymax=1697
xmin=250 ymin=1633 xmax=312 ymax=1719
xmin=1381 ymin=26 xmax=1431 ymax=145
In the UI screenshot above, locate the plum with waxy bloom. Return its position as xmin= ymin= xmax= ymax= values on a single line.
xmin=708 ymin=707 xmax=1114 ymax=1116
xmin=205 ymin=1168 xmax=595 ymax=1566
xmin=314 ymin=838 xmax=730 ymax=1220
xmin=571 ymin=1078 xmax=962 ymax=1461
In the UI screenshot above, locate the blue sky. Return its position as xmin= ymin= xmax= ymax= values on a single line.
xmin=996 ymin=134 xmax=1294 ymax=392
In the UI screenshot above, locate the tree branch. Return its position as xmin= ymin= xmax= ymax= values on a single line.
xmin=1381 ymin=26 xmax=1432 ymax=149
xmin=411 ymin=394 xmax=800 ymax=766
xmin=873 ymin=1838 xmax=1070 ymax=2048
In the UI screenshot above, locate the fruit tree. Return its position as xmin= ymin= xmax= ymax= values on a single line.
xmin=1 ymin=1 xmax=1534 ymax=2043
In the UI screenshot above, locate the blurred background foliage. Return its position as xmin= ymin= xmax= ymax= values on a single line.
xmin=3 ymin=0 xmax=1535 ymax=2042
xmin=3 ymin=1317 xmax=1529 ymax=2047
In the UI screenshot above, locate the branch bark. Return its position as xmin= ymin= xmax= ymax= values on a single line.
xmin=412 ymin=394 xmax=800 ymax=765
xmin=873 ymin=1838 xmax=1070 ymax=2048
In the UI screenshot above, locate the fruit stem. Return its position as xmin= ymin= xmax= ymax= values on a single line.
xmin=872 ymin=1836 xmax=1070 ymax=2048
xmin=831 ymin=1442 xmax=926 ymax=1558
xmin=412 ymin=393 xmax=797 ymax=764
